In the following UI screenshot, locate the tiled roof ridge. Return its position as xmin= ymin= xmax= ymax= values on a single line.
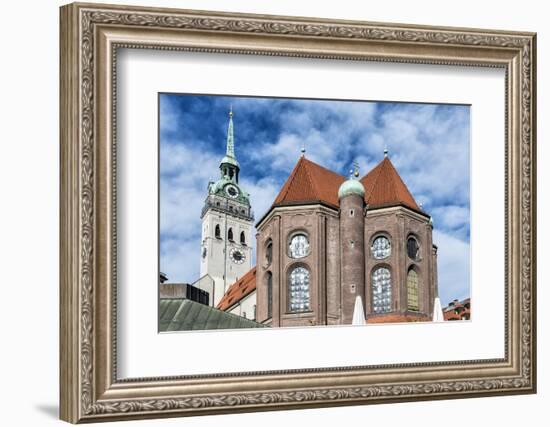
xmin=272 ymin=156 xmax=308 ymax=205
xmin=361 ymin=157 xmax=420 ymax=211
xmin=385 ymin=159 xmax=400 ymax=202
xmin=302 ymin=158 xmax=320 ymax=199
xmin=387 ymin=158 xmax=418 ymax=208
xmin=362 ymin=160 xmax=385 ymax=203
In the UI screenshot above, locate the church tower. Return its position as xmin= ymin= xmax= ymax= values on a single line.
xmin=199 ymin=108 xmax=254 ymax=307
xmin=338 ymin=163 xmax=366 ymax=324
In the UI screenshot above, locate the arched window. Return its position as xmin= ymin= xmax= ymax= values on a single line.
xmin=289 ymin=233 xmax=309 ymax=258
xmin=228 ymin=228 xmax=233 ymax=241
xmin=266 ymin=272 xmax=273 ymax=318
xmin=240 ymin=231 xmax=246 ymax=245
xmin=372 ymin=267 xmax=392 ymax=314
xmin=407 ymin=236 xmax=420 ymax=260
xmin=407 ymin=268 xmax=419 ymax=311
xmin=266 ymin=240 xmax=273 ymax=265
xmin=371 ymin=235 xmax=391 ymax=259
xmin=215 ymin=224 xmax=221 ymax=239
xmin=288 ymin=266 xmax=310 ymax=312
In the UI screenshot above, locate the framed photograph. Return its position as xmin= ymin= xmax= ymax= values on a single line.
xmin=60 ymin=2 xmax=536 ymax=423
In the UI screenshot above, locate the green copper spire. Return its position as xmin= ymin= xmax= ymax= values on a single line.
xmin=209 ymin=106 xmax=249 ymax=203
xmin=220 ymin=106 xmax=240 ymax=170
xmin=226 ymin=106 xmax=235 ymax=158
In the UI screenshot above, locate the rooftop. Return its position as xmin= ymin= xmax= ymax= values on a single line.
xmin=268 ymin=155 xmax=423 ymax=216
xmin=160 ymin=297 xmax=265 ymax=331
xmin=217 ymin=267 xmax=257 ymax=311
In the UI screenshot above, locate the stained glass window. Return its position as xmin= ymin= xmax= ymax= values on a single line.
xmin=372 ymin=267 xmax=392 ymax=314
xmin=407 ymin=269 xmax=419 ymax=311
xmin=371 ymin=236 xmax=391 ymax=259
xmin=288 ymin=266 xmax=310 ymax=312
xmin=289 ymin=234 xmax=309 ymax=258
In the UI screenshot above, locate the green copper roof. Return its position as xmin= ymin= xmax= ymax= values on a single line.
xmin=220 ymin=110 xmax=240 ymax=168
xmin=338 ymin=162 xmax=365 ymax=199
xmin=208 ymin=178 xmax=250 ymax=204
xmin=159 ymin=298 xmax=267 ymax=331
xmin=338 ymin=179 xmax=365 ymax=199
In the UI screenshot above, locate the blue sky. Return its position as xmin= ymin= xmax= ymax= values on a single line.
xmin=160 ymin=93 xmax=471 ymax=305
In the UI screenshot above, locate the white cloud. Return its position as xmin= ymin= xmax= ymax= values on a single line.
xmin=433 ymin=229 xmax=471 ymax=305
xmin=160 ymin=237 xmax=199 ymax=284
xmin=431 ymin=205 xmax=470 ymax=231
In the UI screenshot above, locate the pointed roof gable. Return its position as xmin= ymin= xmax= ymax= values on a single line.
xmin=360 ymin=157 xmax=421 ymax=212
xmin=272 ymin=157 xmax=346 ymax=209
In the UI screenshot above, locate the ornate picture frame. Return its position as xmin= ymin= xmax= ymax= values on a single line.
xmin=60 ymin=2 xmax=536 ymax=423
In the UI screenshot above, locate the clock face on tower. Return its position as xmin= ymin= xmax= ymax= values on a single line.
xmin=225 ymin=184 xmax=239 ymax=198
xmin=229 ymin=248 xmax=245 ymax=264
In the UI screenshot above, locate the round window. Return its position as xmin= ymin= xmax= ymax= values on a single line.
xmin=371 ymin=236 xmax=391 ymax=259
xmin=289 ymin=234 xmax=309 ymax=259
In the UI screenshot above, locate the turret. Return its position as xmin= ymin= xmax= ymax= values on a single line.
xmin=338 ymin=162 xmax=366 ymax=324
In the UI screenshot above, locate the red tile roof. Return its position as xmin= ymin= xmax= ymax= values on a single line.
xmin=270 ymin=156 xmax=421 ymax=213
xmin=272 ymin=156 xmax=346 ymax=209
xmin=216 ymin=267 xmax=257 ymax=311
xmin=361 ymin=157 xmax=421 ymax=211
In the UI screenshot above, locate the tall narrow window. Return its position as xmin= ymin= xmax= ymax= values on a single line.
xmin=228 ymin=228 xmax=233 ymax=241
xmin=266 ymin=272 xmax=273 ymax=318
xmin=407 ymin=268 xmax=420 ymax=311
xmin=288 ymin=266 xmax=310 ymax=312
xmin=215 ymin=224 xmax=221 ymax=239
xmin=372 ymin=267 xmax=392 ymax=314
xmin=407 ymin=236 xmax=420 ymax=260
xmin=266 ymin=240 xmax=273 ymax=265
xmin=240 ymin=231 xmax=246 ymax=245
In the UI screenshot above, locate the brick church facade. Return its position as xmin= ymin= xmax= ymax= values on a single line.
xmin=216 ymin=145 xmax=439 ymax=326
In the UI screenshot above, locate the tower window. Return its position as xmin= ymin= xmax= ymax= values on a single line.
xmin=266 ymin=240 xmax=273 ymax=265
xmin=372 ymin=267 xmax=392 ymax=314
xmin=289 ymin=233 xmax=310 ymax=258
xmin=349 ymin=209 xmax=355 ymax=217
xmin=407 ymin=237 xmax=420 ymax=260
xmin=266 ymin=272 xmax=273 ymax=318
xmin=371 ymin=236 xmax=391 ymax=259
xmin=228 ymin=228 xmax=234 ymax=241
xmin=215 ymin=224 xmax=221 ymax=239
xmin=240 ymin=231 xmax=246 ymax=245
xmin=288 ymin=266 xmax=310 ymax=312
xmin=407 ymin=268 xmax=420 ymax=311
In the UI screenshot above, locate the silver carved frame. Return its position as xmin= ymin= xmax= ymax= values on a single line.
xmin=59 ymin=2 xmax=537 ymax=423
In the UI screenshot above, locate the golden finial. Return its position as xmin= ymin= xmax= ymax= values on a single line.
xmin=352 ymin=161 xmax=360 ymax=178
